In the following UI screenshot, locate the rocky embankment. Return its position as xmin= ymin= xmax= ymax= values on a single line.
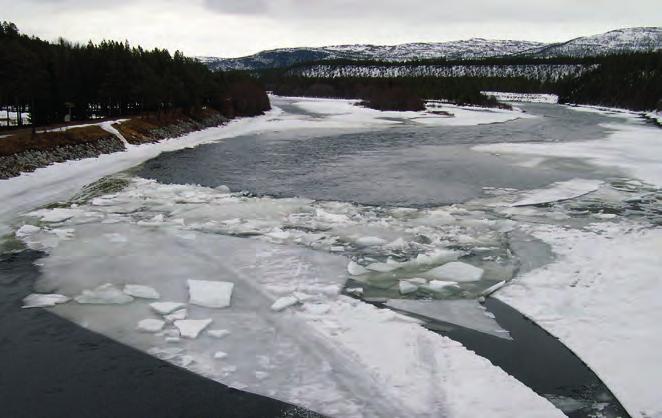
xmin=0 ymin=110 xmax=230 ymax=179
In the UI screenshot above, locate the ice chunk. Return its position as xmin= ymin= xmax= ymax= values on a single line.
xmin=304 ymin=303 xmax=331 ymax=315
xmin=150 ymin=301 xmax=186 ymax=315
xmin=215 ymin=185 xmax=231 ymax=193
xmin=187 ymin=279 xmax=234 ymax=308
xmin=174 ymin=319 xmax=213 ymax=339
xmin=213 ymin=351 xmax=228 ymax=360
xmin=29 ymin=208 xmax=82 ymax=223
xmin=427 ymin=280 xmax=459 ymax=291
xmin=255 ymin=371 xmax=269 ymax=380
xmin=123 ymin=284 xmax=160 ymax=299
xmin=414 ymin=249 xmax=463 ymax=265
xmin=355 ymin=236 xmax=387 ymax=247
xmin=137 ymin=319 xmax=165 ymax=333
xmin=22 ymin=293 xmax=70 ymax=308
xmin=16 ymin=224 xmax=40 ymax=238
xmin=480 ymin=280 xmax=507 ymax=298
xmin=512 ymin=179 xmax=602 ymax=207
xmin=347 ymin=260 xmax=369 ymax=275
xmin=271 ymin=296 xmax=299 ymax=312
xmin=423 ymin=262 xmax=484 ymax=282
xmin=399 ymin=281 xmax=418 ymax=295
xmin=75 ymin=283 xmax=134 ymax=304
xmin=366 ymin=262 xmax=399 ymax=273
xmin=407 ymin=278 xmax=428 ymax=285
xmin=208 ymin=329 xmax=231 ymax=339
xmin=164 ymin=309 xmax=188 ymax=322
xmin=386 ymin=299 xmax=512 ymax=340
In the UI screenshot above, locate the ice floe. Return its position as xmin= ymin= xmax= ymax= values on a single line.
xmin=511 ymin=179 xmax=602 ymax=207
xmin=137 ymin=318 xmax=165 ymax=333
xmin=150 ymin=302 xmax=186 ymax=315
xmin=174 ymin=319 xmax=213 ymax=339
xmin=187 ymin=279 xmax=234 ymax=308
xmin=423 ymin=262 xmax=484 ymax=282
xmin=123 ymin=284 xmax=160 ymax=299
xmin=75 ymin=283 xmax=134 ymax=305
xmin=22 ymin=293 xmax=71 ymax=308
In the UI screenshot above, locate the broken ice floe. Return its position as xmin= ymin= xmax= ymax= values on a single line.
xmin=187 ymin=279 xmax=234 ymax=308
xmin=164 ymin=309 xmax=188 ymax=322
xmin=75 ymin=283 xmax=134 ymax=304
xmin=399 ymin=281 xmax=418 ymax=295
xmin=271 ymin=296 xmax=300 ymax=312
xmin=123 ymin=284 xmax=160 ymax=299
xmin=174 ymin=319 xmax=213 ymax=339
xmin=386 ymin=299 xmax=512 ymax=340
xmin=22 ymin=293 xmax=71 ymax=308
xmin=150 ymin=302 xmax=186 ymax=315
xmin=423 ymin=262 xmax=484 ymax=282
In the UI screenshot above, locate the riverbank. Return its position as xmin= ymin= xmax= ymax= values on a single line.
xmin=0 ymin=108 xmax=231 ymax=179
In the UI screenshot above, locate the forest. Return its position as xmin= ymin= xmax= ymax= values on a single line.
xmin=0 ymin=21 xmax=270 ymax=128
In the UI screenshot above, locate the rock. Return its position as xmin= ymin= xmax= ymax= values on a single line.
xmin=123 ymin=284 xmax=160 ymax=299
xmin=187 ymin=279 xmax=234 ymax=308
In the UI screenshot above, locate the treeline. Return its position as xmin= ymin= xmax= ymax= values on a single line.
xmin=264 ymin=51 xmax=662 ymax=111
xmin=269 ymin=76 xmax=521 ymax=110
xmin=0 ymin=21 xmax=270 ymax=128
xmin=557 ymin=51 xmax=662 ymax=110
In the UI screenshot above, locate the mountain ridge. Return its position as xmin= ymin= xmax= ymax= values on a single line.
xmin=200 ymin=27 xmax=662 ymax=71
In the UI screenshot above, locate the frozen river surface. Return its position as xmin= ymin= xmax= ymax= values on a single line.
xmin=3 ymin=97 xmax=662 ymax=418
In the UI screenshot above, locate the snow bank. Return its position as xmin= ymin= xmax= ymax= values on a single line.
xmin=481 ymin=91 xmax=559 ymax=104
xmin=497 ymin=222 xmax=662 ymax=418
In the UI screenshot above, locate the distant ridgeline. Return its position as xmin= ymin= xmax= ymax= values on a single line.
xmin=0 ymin=22 xmax=270 ymax=127
xmin=260 ymin=52 xmax=662 ymax=111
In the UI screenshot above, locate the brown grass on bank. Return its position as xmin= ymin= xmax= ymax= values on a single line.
xmin=0 ymin=126 xmax=113 ymax=157
xmin=113 ymin=108 xmax=222 ymax=144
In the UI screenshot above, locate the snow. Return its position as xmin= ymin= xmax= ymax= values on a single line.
xmin=22 ymin=293 xmax=71 ymax=308
xmin=137 ymin=318 xmax=165 ymax=333
xmin=123 ymin=284 xmax=160 ymax=299
xmin=75 ymin=283 xmax=134 ymax=305
xmin=496 ymin=222 xmax=662 ymax=418
xmin=481 ymin=91 xmax=559 ymax=103
xmin=423 ymin=262 xmax=484 ymax=282
xmin=174 ymin=319 xmax=213 ymax=339
xmin=511 ymin=179 xmax=602 ymax=207
xmin=187 ymin=279 xmax=234 ymax=308
xmin=149 ymin=302 xmax=186 ymax=315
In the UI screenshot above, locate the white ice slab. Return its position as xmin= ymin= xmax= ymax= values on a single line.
xmin=123 ymin=284 xmax=160 ymax=299
xmin=423 ymin=262 xmax=484 ymax=282
xmin=399 ymin=281 xmax=418 ymax=295
xmin=271 ymin=296 xmax=299 ymax=312
xmin=22 ymin=293 xmax=71 ymax=308
xmin=164 ymin=309 xmax=187 ymax=322
xmin=187 ymin=279 xmax=234 ymax=308
xmin=175 ymin=319 xmax=213 ymax=339
xmin=150 ymin=302 xmax=186 ymax=315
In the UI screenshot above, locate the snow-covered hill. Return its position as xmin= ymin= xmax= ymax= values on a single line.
xmin=199 ymin=27 xmax=662 ymax=71
xmin=519 ymin=27 xmax=662 ymax=58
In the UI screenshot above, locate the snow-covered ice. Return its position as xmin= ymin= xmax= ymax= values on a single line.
xmin=270 ymin=296 xmax=300 ymax=312
xmin=187 ymin=279 xmax=234 ymax=308
xmin=496 ymin=222 xmax=662 ymax=418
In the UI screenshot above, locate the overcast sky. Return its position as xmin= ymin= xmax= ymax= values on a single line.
xmin=2 ymin=0 xmax=661 ymax=57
